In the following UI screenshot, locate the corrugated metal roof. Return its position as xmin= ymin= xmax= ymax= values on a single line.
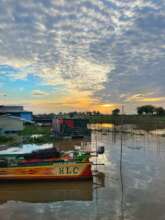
xmin=0 ymin=114 xmax=34 ymax=123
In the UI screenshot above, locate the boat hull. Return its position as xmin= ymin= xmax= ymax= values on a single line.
xmin=0 ymin=162 xmax=92 ymax=181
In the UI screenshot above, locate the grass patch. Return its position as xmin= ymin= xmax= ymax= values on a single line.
xmin=0 ymin=136 xmax=16 ymax=145
xmin=20 ymin=124 xmax=51 ymax=136
xmin=20 ymin=125 xmax=54 ymax=144
xmin=24 ymin=135 xmax=55 ymax=144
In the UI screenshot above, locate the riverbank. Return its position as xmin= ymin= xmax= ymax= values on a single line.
xmin=1 ymin=116 xmax=165 ymax=146
xmin=0 ymin=125 xmax=53 ymax=146
xmin=89 ymin=115 xmax=165 ymax=125
xmin=0 ymin=136 xmax=17 ymax=145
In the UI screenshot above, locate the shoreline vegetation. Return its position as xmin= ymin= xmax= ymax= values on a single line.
xmin=0 ymin=115 xmax=165 ymax=146
xmin=88 ymin=114 xmax=165 ymax=125
xmin=88 ymin=115 xmax=165 ymax=132
xmin=0 ymin=136 xmax=16 ymax=145
xmin=20 ymin=125 xmax=53 ymax=144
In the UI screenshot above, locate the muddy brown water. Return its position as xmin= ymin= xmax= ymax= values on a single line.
xmin=0 ymin=123 xmax=165 ymax=220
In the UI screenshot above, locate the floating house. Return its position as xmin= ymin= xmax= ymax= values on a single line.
xmin=52 ymin=117 xmax=91 ymax=139
xmin=0 ymin=105 xmax=33 ymax=122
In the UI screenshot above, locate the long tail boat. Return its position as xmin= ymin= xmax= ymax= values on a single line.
xmin=0 ymin=148 xmax=93 ymax=181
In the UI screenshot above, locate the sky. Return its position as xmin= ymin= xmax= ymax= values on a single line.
xmin=0 ymin=0 xmax=164 ymax=114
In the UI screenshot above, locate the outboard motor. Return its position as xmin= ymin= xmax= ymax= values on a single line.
xmin=97 ymin=146 xmax=105 ymax=155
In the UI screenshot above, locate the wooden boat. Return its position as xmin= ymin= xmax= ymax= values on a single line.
xmin=0 ymin=145 xmax=105 ymax=181
xmin=0 ymin=148 xmax=93 ymax=181
xmin=0 ymin=162 xmax=92 ymax=181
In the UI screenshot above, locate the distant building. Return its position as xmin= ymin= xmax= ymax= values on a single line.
xmin=52 ymin=117 xmax=91 ymax=138
xmin=0 ymin=115 xmax=24 ymax=135
xmin=0 ymin=105 xmax=33 ymax=122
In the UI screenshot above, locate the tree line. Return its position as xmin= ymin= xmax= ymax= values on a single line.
xmin=111 ymin=105 xmax=165 ymax=116
xmin=137 ymin=105 xmax=165 ymax=116
xmin=34 ymin=106 xmax=165 ymax=118
xmin=34 ymin=111 xmax=102 ymax=119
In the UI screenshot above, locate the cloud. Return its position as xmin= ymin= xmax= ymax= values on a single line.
xmin=39 ymin=57 xmax=111 ymax=92
xmin=92 ymin=1 xmax=165 ymax=109
xmin=0 ymin=93 xmax=7 ymax=97
xmin=126 ymin=94 xmax=165 ymax=103
xmin=0 ymin=0 xmax=164 ymax=112
xmin=28 ymin=90 xmax=118 ymax=114
xmin=32 ymin=90 xmax=49 ymax=96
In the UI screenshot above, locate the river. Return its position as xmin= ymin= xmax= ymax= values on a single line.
xmin=0 ymin=123 xmax=165 ymax=220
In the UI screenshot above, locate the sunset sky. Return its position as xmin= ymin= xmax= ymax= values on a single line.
xmin=0 ymin=0 xmax=164 ymax=114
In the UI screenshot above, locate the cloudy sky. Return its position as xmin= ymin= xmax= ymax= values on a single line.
xmin=0 ymin=0 xmax=164 ymax=113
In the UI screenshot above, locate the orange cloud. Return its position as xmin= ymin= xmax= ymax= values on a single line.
xmin=139 ymin=97 xmax=165 ymax=102
xmin=27 ymin=90 xmax=117 ymax=114
xmin=126 ymin=94 xmax=165 ymax=103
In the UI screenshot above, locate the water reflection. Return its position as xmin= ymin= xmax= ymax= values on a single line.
xmin=0 ymin=143 xmax=53 ymax=154
xmin=1 ymin=124 xmax=165 ymax=220
xmin=0 ymin=139 xmax=91 ymax=154
xmin=0 ymin=181 xmax=93 ymax=204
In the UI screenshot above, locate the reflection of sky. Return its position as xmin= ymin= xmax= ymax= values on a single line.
xmin=0 ymin=0 xmax=165 ymax=113
xmin=0 ymin=143 xmax=53 ymax=154
xmin=90 ymin=123 xmax=113 ymax=130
